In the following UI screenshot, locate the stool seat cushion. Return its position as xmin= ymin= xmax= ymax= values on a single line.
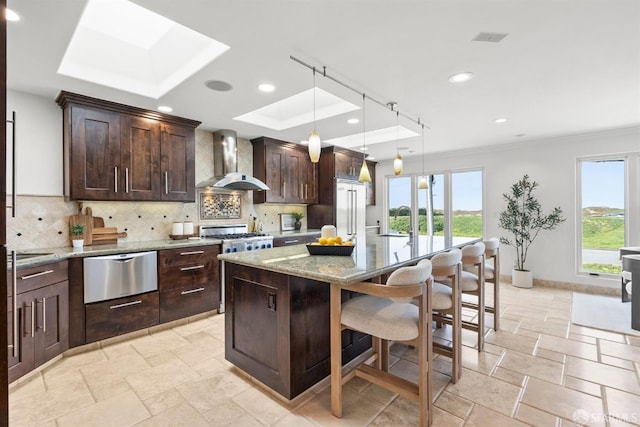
xmin=341 ymin=295 xmax=419 ymax=341
xmin=436 ymin=270 xmax=480 ymax=292
xmin=464 ymin=264 xmax=494 ymax=279
xmin=626 ymin=281 xmax=632 ymax=297
xmin=622 ymin=271 xmax=632 ymax=281
xmin=432 ymin=282 xmax=453 ymax=310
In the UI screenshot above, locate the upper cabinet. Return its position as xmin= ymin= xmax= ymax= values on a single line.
xmin=251 ymin=137 xmax=318 ymax=204
xmin=316 ymin=146 xmax=376 ymax=206
xmin=56 ymin=91 xmax=200 ymax=202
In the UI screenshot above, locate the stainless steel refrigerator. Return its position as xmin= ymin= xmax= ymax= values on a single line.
xmin=335 ymin=179 xmax=366 ymax=240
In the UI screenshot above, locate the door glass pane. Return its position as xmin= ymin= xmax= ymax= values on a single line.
xmin=388 ymin=176 xmax=412 ymax=234
xmin=581 ymin=160 xmax=625 ymax=274
xmin=451 ymin=170 xmax=483 ymax=238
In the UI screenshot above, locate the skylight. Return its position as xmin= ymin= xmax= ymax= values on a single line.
xmin=324 ymin=125 xmax=419 ymax=149
xmin=234 ymin=88 xmax=360 ymax=131
xmin=58 ymin=0 xmax=229 ymax=99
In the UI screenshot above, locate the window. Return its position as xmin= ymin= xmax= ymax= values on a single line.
xmin=386 ymin=169 xmax=483 ymax=243
xmin=578 ymin=159 xmax=625 ymax=275
xmin=452 ymin=170 xmax=483 ymax=239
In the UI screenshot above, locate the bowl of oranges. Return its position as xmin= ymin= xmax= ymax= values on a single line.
xmin=306 ymin=235 xmax=355 ymax=256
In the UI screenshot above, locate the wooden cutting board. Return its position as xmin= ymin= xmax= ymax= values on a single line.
xmin=68 ymin=211 xmax=93 ymax=246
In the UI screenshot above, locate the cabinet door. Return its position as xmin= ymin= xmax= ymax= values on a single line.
xmin=7 ymin=292 xmax=35 ymax=383
xmin=160 ymin=123 xmax=195 ymax=201
xmin=285 ymin=149 xmax=304 ymax=202
xmin=301 ymin=155 xmax=318 ymax=204
xmin=70 ymin=106 xmax=121 ymax=200
xmin=33 ymin=281 xmax=69 ymax=367
xmin=264 ymin=145 xmax=287 ymax=203
xmin=334 ymin=152 xmax=354 ymax=179
xmin=121 ymin=115 xmax=161 ymax=200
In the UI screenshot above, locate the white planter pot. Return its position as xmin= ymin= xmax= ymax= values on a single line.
xmin=512 ymin=269 xmax=533 ymax=288
xmin=72 ymin=239 xmax=84 ymax=249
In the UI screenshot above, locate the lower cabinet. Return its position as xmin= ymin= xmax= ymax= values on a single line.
xmin=85 ymin=291 xmax=159 ymax=343
xmin=224 ymin=263 xmax=371 ymax=399
xmin=158 ymin=245 xmax=221 ymax=323
xmin=8 ymin=261 xmax=69 ymax=383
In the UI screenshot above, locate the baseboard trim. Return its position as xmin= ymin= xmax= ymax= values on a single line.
xmin=499 ymin=274 xmax=620 ymax=297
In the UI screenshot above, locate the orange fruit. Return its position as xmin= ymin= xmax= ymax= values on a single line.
xmin=335 ymin=236 xmax=343 ymax=245
xmin=327 ymin=237 xmax=337 ymax=245
xmin=318 ymin=237 xmax=328 ymax=245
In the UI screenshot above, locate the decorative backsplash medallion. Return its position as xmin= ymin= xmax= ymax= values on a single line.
xmin=200 ymin=193 xmax=242 ymax=219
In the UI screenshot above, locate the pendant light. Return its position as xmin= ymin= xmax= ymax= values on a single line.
xmin=308 ymin=67 xmax=321 ymax=163
xmin=358 ymin=93 xmax=372 ymax=183
xmin=418 ymin=122 xmax=429 ymax=189
xmin=393 ymin=110 xmax=403 ymax=175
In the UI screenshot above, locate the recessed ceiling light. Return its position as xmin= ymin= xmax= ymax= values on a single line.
xmin=158 ymin=105 xmax=173 ymax=113
xmin=5 ymin=8 xmax=20 ymax=22
xmin=448 ymin=72 xmax=474 ymax=83
xmin=495 ymin=118 xmax=508 ymax=124
xmin=258 ymin=83 xmax=275 ymax=92
xmin=205 ymin=80 xmax=233 ymax=91
xmin=347 ymin=118 xmax=359 ymax=124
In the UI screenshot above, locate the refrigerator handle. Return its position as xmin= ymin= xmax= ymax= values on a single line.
xmin=354 ymin=188 xmax=358 ymax=234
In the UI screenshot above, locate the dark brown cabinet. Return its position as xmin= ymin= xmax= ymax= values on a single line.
xmin=158 ymin=245 xmax=220 ymax=323
xmin=7 ymin=260 xmax=69 ymax=383
xmin=252 ymin=137 xmax=318 ymax=204
xmin=85 ymin=291 xmax=159 ymax=343
xmin=225 ymin=263 xmax=371 ymax=399
xmin=57 ymin=91 xmax=199 ymax=202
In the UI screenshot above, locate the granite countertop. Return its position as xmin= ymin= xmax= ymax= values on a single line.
xmin=218 ymin=235 xmax=478 ymax=285
xmin=9 ymin=238 xmax=222 ymax=269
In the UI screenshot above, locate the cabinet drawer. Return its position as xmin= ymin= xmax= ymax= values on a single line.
xmin=158 ymin=246 xmax=220 ymax=268
xmin=85 ymin=291 xmax=158 ymax=343
xmin=8 ymin=260 xmax=68 ymax=297
xmin=159 ymin=285 xmax=218 ymax=323
xmin=158 ymin=261 xmax=218 ymax=291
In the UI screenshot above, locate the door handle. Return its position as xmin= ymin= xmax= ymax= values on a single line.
xmin=180 ymin=265 xmax=205 ymax=271
xmin=37 ymin=297 xmax=46 ymax=333
xmin=165 ymin=171 xmax=169 ymax=194
xmin=6 ymin=111 xmax=16 ymax=217
xmin=180 ymin=250 xmax=204 ymax=256
xmin=114 ymin=167 xmax=118 ymax=192
xmin=267 ymin=292 xmax=276 ymax=311
xmin=181 ymin=287 xmax=205 ymax=295
xmin=19 ymin=269 xmax=55 ymax=280
xmin=110 ymin=300 xmax=142 ymax=309
xmin=10 ymin=251 xmax=18 ymax=357
xmin=125 ymin=168 xmax=129 ymax=193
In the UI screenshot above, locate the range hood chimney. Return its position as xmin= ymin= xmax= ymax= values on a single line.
xmin=197 ymin=129 xmax=269 ymax=191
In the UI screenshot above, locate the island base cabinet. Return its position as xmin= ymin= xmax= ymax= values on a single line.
xmin=85 ymin=292 xmax=159 ymax=343
xmin=224 ymin=263 xmax=371 ymax=399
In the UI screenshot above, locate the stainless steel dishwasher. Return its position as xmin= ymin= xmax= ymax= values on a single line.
xmin=83 ymin=251 xmax=158 ymax=303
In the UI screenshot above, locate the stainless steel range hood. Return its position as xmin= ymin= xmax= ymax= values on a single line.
xmin=197 ymin=129 xmax=269 ymax=191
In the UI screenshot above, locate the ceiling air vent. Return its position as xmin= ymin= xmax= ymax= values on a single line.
xmin=472 ymin=32 xmax=509 ymax=43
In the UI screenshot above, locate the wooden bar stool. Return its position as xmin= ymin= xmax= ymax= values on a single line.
xmin=423 ymin=248 xmax=462 ymax=383
xmin=483 ymin=238 xmax=500 ymax=331
xmin=330 ymin=262 xmax=434 ymax=426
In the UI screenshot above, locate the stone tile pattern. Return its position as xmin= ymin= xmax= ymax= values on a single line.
xmin=9 ymin=284 xmax=640 ymax=426
xmin=6 ymin=130 xmax=307 ymax=250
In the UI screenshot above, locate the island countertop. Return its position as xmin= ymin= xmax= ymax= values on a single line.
xmin=218 ymin=234 xmax=478 ymax=285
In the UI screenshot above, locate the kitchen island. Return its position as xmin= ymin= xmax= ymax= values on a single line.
xmin=218 ymin=234 xmax=477 ymax=399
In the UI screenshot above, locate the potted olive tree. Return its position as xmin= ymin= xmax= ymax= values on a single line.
xmin=70 ymin=223 xmax=85 ymax=249
xmin=498 ymin=175 xmax=565 ymax=288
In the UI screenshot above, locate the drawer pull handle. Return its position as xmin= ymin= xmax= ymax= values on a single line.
xmin=181 ymin=287 xmax=205 ymax=295
xmin=284 ymin=240 xmax=299 ymax=244
xmin=180 ymin=265 xmax=205 ymax=271
xmin=110 ymin=300 xmax=142 ymax=310
xmin=20 ymin=269 xmax=54 ymax=280
xmin=180 ymin=251 xmax=204 ymax=256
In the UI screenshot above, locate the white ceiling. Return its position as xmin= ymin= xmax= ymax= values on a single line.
xmin=6 ymin=0 xmax=640 ymax=161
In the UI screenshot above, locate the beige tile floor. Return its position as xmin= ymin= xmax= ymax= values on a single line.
xmin=9 ymin=283 xmax=640 ymax=426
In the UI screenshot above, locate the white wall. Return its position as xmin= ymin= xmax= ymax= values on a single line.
xmin=7 ymin=89 xmax=63 ymax=195
xmin=371 ymin=127 xmax=640 ymax=289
